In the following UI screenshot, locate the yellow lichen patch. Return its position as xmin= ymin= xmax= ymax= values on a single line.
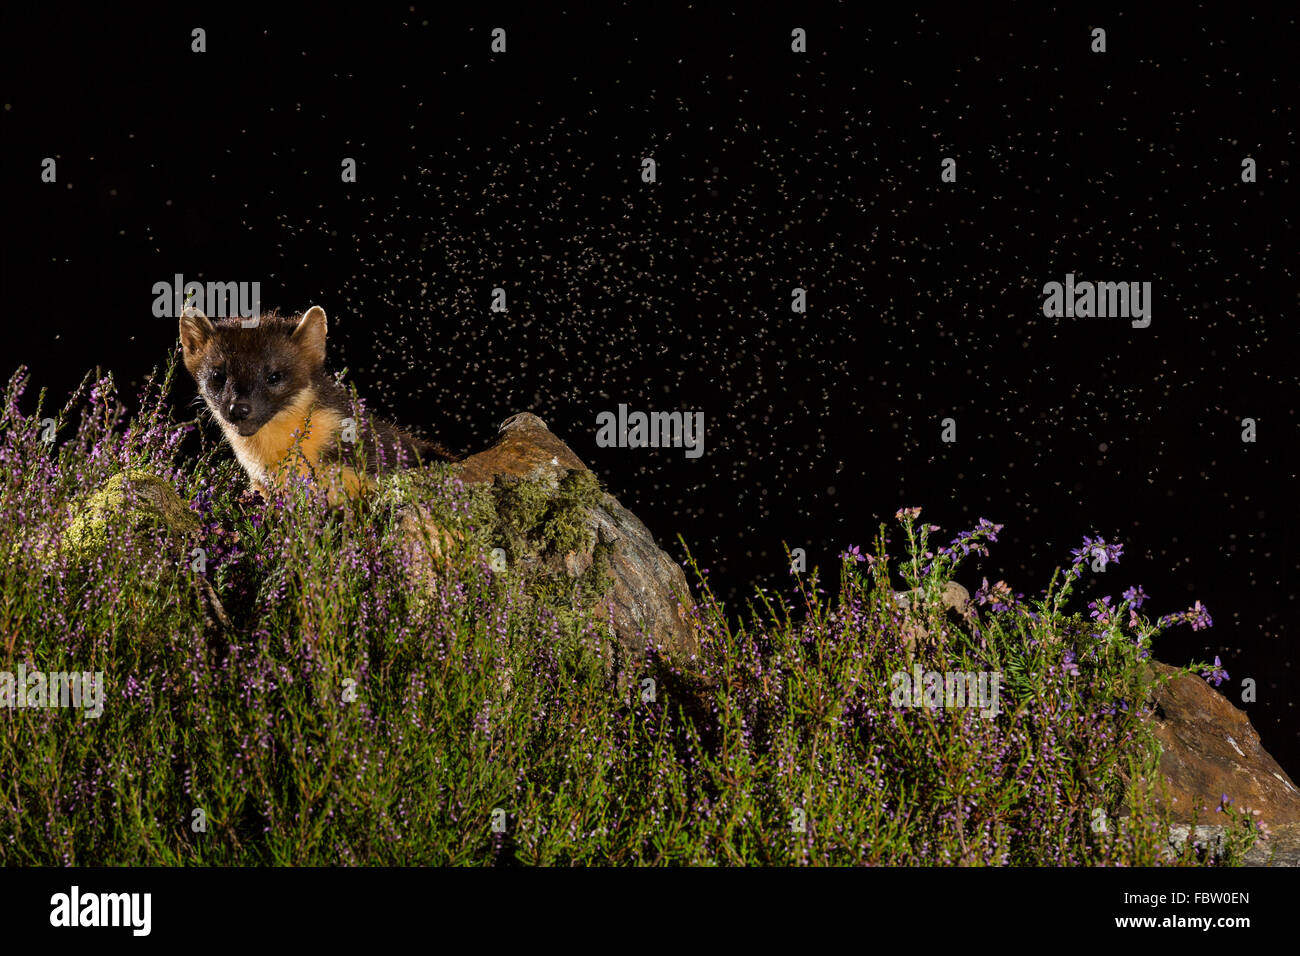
xmin=62 ymin=468 xmax=199 ymax=561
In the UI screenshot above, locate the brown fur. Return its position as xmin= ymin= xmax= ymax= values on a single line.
xmin=179 ymin=304 xmax=453 ymax=502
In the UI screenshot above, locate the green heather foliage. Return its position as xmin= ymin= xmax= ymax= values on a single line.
xmin=0 ymin=361 xmax=1260 ymax=865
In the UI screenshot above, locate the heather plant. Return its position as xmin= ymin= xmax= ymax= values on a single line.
xmin=0 ymin=361 xmax=1260 ymax=865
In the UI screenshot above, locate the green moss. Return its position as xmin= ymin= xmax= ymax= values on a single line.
xmin=63 ymin=468 xmax=199 ymax=561
xmin=542 ymin=469 xmax=602 ymax=554
xmin=382 ymin=464 xmax=615 ymax=659
xmin=494 ymin=477 xmax=554 ymax=553
xmin=575 ymin=539 xmax=615 ymax=604
xmin=393 ymin=465 xmax=603 ymax=567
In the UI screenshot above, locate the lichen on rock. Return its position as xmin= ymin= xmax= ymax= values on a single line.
xmin=383 ymin=413 xmax=700 ymax=674
xmin=62 ymin=467 xmax=199 ymax=561
xmin=383 ymin=463 xmax=614 ymax=628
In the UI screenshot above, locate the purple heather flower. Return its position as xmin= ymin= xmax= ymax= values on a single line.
xmin=1189 ymin=600 xmax=1213 ymax=631
xmin=1122 ymin=584 xmax=1148 ymax=609
xmin=1201 ymin=656 xmax=1229 ymax=687
xmin=1088 ymin=596 xmax=1114 ymax=623
xmin=840 ymin=545 xmax=865 ymax=563
xmin=1070 ymin=535 xmax=1123 ymax=571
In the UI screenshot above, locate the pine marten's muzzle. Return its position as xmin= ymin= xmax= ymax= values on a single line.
xmin=226 ymin=401 xmax=263 ymax=436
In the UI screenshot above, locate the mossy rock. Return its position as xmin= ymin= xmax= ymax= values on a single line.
xmin=384 ymin=464 xmax=612 ymax=625
xmin=387 ymin=413 xmax=700 ymax=675
xmin=62 ymin=468 xmax=200 ymax=562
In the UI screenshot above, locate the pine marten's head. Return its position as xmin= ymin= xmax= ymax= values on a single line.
xmin=179 ymin=305 xmax=328 ymax=437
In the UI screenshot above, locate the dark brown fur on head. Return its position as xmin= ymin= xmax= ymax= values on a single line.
xmin=178 ymin=304 xmax=454 ymax=474
xmin=179 ymin=306 xmax=330 ymax=437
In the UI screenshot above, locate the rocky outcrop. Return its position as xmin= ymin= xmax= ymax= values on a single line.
xmin=892 ymin=580 xmax=1300 ymax=862
xmin=58 ymin=468 xmax=233 ymax=633
xmin=893 ymin=581 xmax=975 ymax=617
xmin=399 ymin=412 xmax=700 ymax=665
xmin=1146 ymin=660 xmax=1300 ymax=824
xmin=892 ymin=580 xmax=979 ymax=655
xmin=61 ymin=467 xmax=199 ymax=559
xmin=1164 ymin=822 xmax=1300 ymax=867
xmin=1242 ymin=823 xmax=1300 ymax=866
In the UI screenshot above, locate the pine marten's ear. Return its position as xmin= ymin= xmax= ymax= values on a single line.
xmin=292 ymin=306 xmax=328 ymax=368
xmin=179 ymin=307 xmax=215 ymax=368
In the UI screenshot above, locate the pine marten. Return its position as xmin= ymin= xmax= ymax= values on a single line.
xmin=179 ymin=305 xmax=454 ymax=502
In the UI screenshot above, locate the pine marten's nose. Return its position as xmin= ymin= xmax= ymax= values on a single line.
xmin=228 ymin=401 xmax=252 ymax=422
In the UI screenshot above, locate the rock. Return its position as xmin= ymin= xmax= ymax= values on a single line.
xmin=1160 ymin=822 xmax=1300 ymax=867
xmin=1145 ymin=660 xmax=1300 ymax=825
xmin=62 ymin=467 xmax=199 ymax=560
xmin=891 ymin=579 xmax=1300 ymax=850
xmin=392 ymin=500 xmax=463 ymax=586
xmin=57 ymin=468 xmax=232 ymax=644
xmin=454 ymin=412 xmax=589 ymax=484
xmin=587 ymin=490 xmax=699 ymax=663
xmin=892 ymin=581 xmax=979 ymax=654
xmin=394 ymin=413 xmax=699 ymax=666
xmin=893 ymin=581 xmax=976 ymax=618
xmin=1244 ymin=822 xmax=1300 ymax=866
xmin=1166 ymin=823 xmax=1229 ymax=859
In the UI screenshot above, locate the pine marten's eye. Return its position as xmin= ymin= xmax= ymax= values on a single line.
xmin=209 ymin=369 xmax=226 ymax=386
xmin=266 ymin=370 xmax=284 ymax=386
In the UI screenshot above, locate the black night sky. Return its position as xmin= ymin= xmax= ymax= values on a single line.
xmin=2 ymin=5 xmax=1296 ymax=774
